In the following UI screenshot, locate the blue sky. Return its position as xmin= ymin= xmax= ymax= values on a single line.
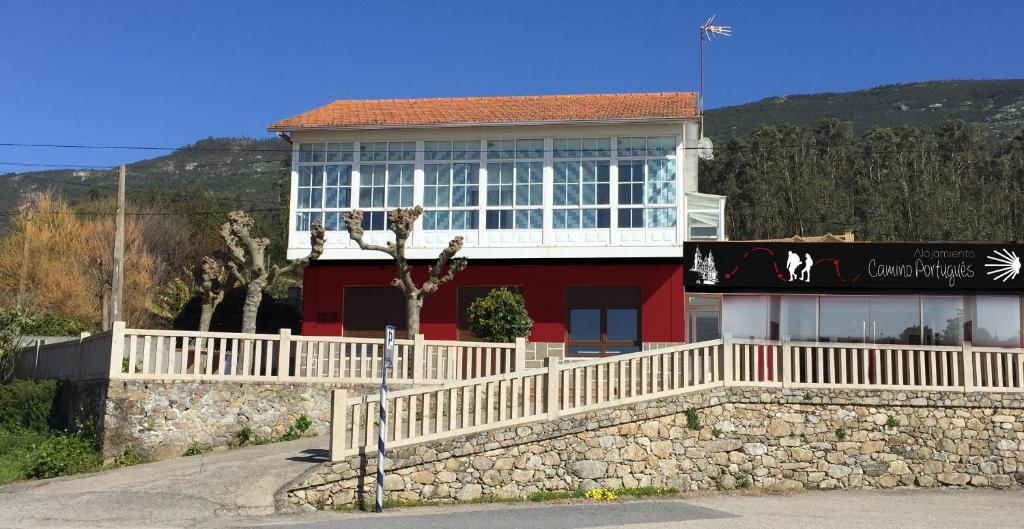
xmin=1 ymin=0 xmax=1022 ymax=168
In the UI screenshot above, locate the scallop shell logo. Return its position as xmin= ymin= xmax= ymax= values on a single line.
xmin=985 ymin=249 xmax=1021 ymax=283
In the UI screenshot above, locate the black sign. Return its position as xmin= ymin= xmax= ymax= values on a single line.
xmin=684 ymin=242 xmax=1024 ymax=292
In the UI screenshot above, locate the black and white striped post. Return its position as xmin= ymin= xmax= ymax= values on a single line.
xmin=375 ymin=324 xmax=396 ymax=513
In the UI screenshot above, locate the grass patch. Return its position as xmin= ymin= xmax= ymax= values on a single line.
xmin=0 ymin=427 xmax=48 ymax=483
xmin=182 ymin=442 xmax=203 ymax=457
xmin=0 ymin=381 xmax=104 ymax=484
xmin=25 ymin=427 xmax=103 ymax=479
xmin=333 ymin=486 xmax=681 ymax=512
xmin=111 ymin=444 xmax=149 ymax=468
xmin=529 ymin=489 xmax=586 ymax=502
xmin=615 ymin=486 xmax=679 ymax=498
xmin=238 ymin=415 xmax=312 ymax=446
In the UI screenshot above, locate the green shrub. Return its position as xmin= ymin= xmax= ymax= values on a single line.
xmin=712 ymin=427 xmax=724 ymax=438
xmin=18 ymin=312 xmax=90 ymax=336
xmin=183 ymin=442 xmax=203 ymax=456
xmin=885 ymin=416 xmax=901 ymax=429
xmin=685 ymin=407 xmax=701 ymax=431
xmin=112 ymin=444 xmax=148 ymax=467
xmin=294 ymin=415 xmax=311 ymax=433
xmin=25 ymin=428 xmax=102 ymax=479
xmin=0 ymin=380 xmax=58 ymax=432
xmin=835 ymin=427 xmax=847 ymax=440
xmin=466 ymin=288 xmax=533 ymax=342
xmin=236 ymin=426 xmax=254 ymax=445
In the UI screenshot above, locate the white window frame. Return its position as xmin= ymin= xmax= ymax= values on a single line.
xmin=552 ymin=137 xmax=612 ymax=230
xmin=422 ymin=140 xmax=482 ymax=231
xmin=615 ymin=136 xmax=678 ymax=230
xmin=295 ymin=142 xmax=354 ymax=231
xmin=485 ymin=139 xmax=544 ymax=231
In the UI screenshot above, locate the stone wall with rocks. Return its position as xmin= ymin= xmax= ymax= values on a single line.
xmin=102 ymin=380 xmax=386 ymax=460
xmin=523 ymin=342 xmax=564 ymax=369
xmin=287 ymin=387 xmax=1024 ymax=509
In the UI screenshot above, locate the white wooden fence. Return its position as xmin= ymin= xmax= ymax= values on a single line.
xmin=14 ymin=321 xmax=525 ymax=385
xmin=329 ymin=337 xmax=1024 ymax=460
xmin=725 ymin=338 xmax=1023 ymax=392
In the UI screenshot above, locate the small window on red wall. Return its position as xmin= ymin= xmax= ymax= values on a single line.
xmin=565 ymin=286 xmax=641 ymax=356
xmin=343 ymin=286 xmax=407 ymax=338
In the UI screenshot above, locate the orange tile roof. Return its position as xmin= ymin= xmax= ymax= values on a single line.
xmin=268 ymin=92 xmax=697 ymax=131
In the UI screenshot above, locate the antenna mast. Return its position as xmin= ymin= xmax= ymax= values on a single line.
xmin=699 ymin=15 xmax=731 ymax=138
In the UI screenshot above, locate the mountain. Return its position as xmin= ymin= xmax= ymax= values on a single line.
xmin=704 ymin=79 xmax=1024 ymax=139
xmin=2 ymin=79 xmax=1023 ymax=217
xmin=0 ymin=137 xmax=290 ymax=214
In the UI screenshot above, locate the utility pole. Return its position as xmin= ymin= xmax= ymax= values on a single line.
xmin=17 ymin=204 xmax=32 ymax=306
xmin=110 ymin=164 xmax=126 ymax=328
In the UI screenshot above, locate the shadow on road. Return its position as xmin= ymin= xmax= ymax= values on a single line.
xmin=286 ymin=449 xmax=330 ymax=463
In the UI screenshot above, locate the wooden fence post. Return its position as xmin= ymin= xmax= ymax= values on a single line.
xmin=278 ymin=328 xmax=291 ymax=380
xmin=961 ymin=340 xmax=974 ymax=392
xmin=721 ymin=333 xmax=733 ymax=387
xmin=514 ymin=337 xmax=527 ymax=373
xmin=108 ymin=321 xmax=126 ymax=379
xmin=446 ymin=345 xmax=458 ymax=381
xmin=781 ymin=340 xmax=791 ymax=387
xmin=412 ymin=334 xmax=425 ymax=384
xmin=329 ymin=389 xmax=348 ymax=461
xmin=546 ymin=356 xmax=560 ymax=419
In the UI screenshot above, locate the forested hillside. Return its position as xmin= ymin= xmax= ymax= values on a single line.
xmin=705 ymin=79 xmax=1024 ymax=139
xmin=700 ymin=118 xmax=1024 ymax=241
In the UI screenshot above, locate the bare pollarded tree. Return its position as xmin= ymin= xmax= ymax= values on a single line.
xmin=343 ymin=206 xmax=467 ymax=336
xmin=220 ymin=211 xmax=325 ymax=334
xmin=196 ymin=256 xmax=229 ymax=333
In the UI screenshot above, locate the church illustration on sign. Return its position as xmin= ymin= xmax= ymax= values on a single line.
xmin=690 ymin=246 xmax=719 ymax=285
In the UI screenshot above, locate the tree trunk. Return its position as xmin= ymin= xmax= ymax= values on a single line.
xmin=406 ymin=297 xmax=423 ymax=337
xmin=199 ymin=301 xmax=215 ymax=333
xmin=241 ymin=280 xmax=264 ymax=334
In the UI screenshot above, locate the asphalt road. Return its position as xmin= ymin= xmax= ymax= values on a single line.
xmin=256 ymin=490 xmax=1024 ymax=529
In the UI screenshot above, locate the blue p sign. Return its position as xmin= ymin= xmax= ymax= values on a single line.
xmin=384 ymin=325 xmax=396 ymax=369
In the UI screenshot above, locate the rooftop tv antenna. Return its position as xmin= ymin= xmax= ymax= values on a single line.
xmin=699 ymin=15 xmax=731 ymax=142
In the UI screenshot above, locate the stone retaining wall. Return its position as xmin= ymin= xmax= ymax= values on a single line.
xmin=287 ymin=388 xmax=1024 ymax=509
xmin=102 ymin=380 xmax=387 ymax=460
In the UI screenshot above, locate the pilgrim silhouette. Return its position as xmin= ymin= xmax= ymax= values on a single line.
xmin=786 ymin=251 xmax=800 ymax=282
xmin=801 ymin=253 xmax=813 ymax=282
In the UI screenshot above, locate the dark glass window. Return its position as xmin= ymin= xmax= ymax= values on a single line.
xmin=565 ymin=287 xmax=641 ymax=356
xmin=486 ymin=209 xmax=513 ymax=229
xmin=972 ymin=296 xmax=1021 ymax=348
xmin=343 ymin=286 xmax=407 ymax=338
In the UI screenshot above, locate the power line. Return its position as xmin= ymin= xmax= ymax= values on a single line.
xmin=0 ymin=161 xmax=117 ymax=169
xmin=2 ymin=140 xmax=1022 ymax=155
xmin=0 ymin=142 xmax=291 ymax=153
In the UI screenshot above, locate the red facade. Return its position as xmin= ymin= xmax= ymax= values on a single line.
xmin=302 ymin=260 xmax=686 ymax=344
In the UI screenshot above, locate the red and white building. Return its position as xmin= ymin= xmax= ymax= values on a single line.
xmin=269 ymin=92 xmax=726 ymax=364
